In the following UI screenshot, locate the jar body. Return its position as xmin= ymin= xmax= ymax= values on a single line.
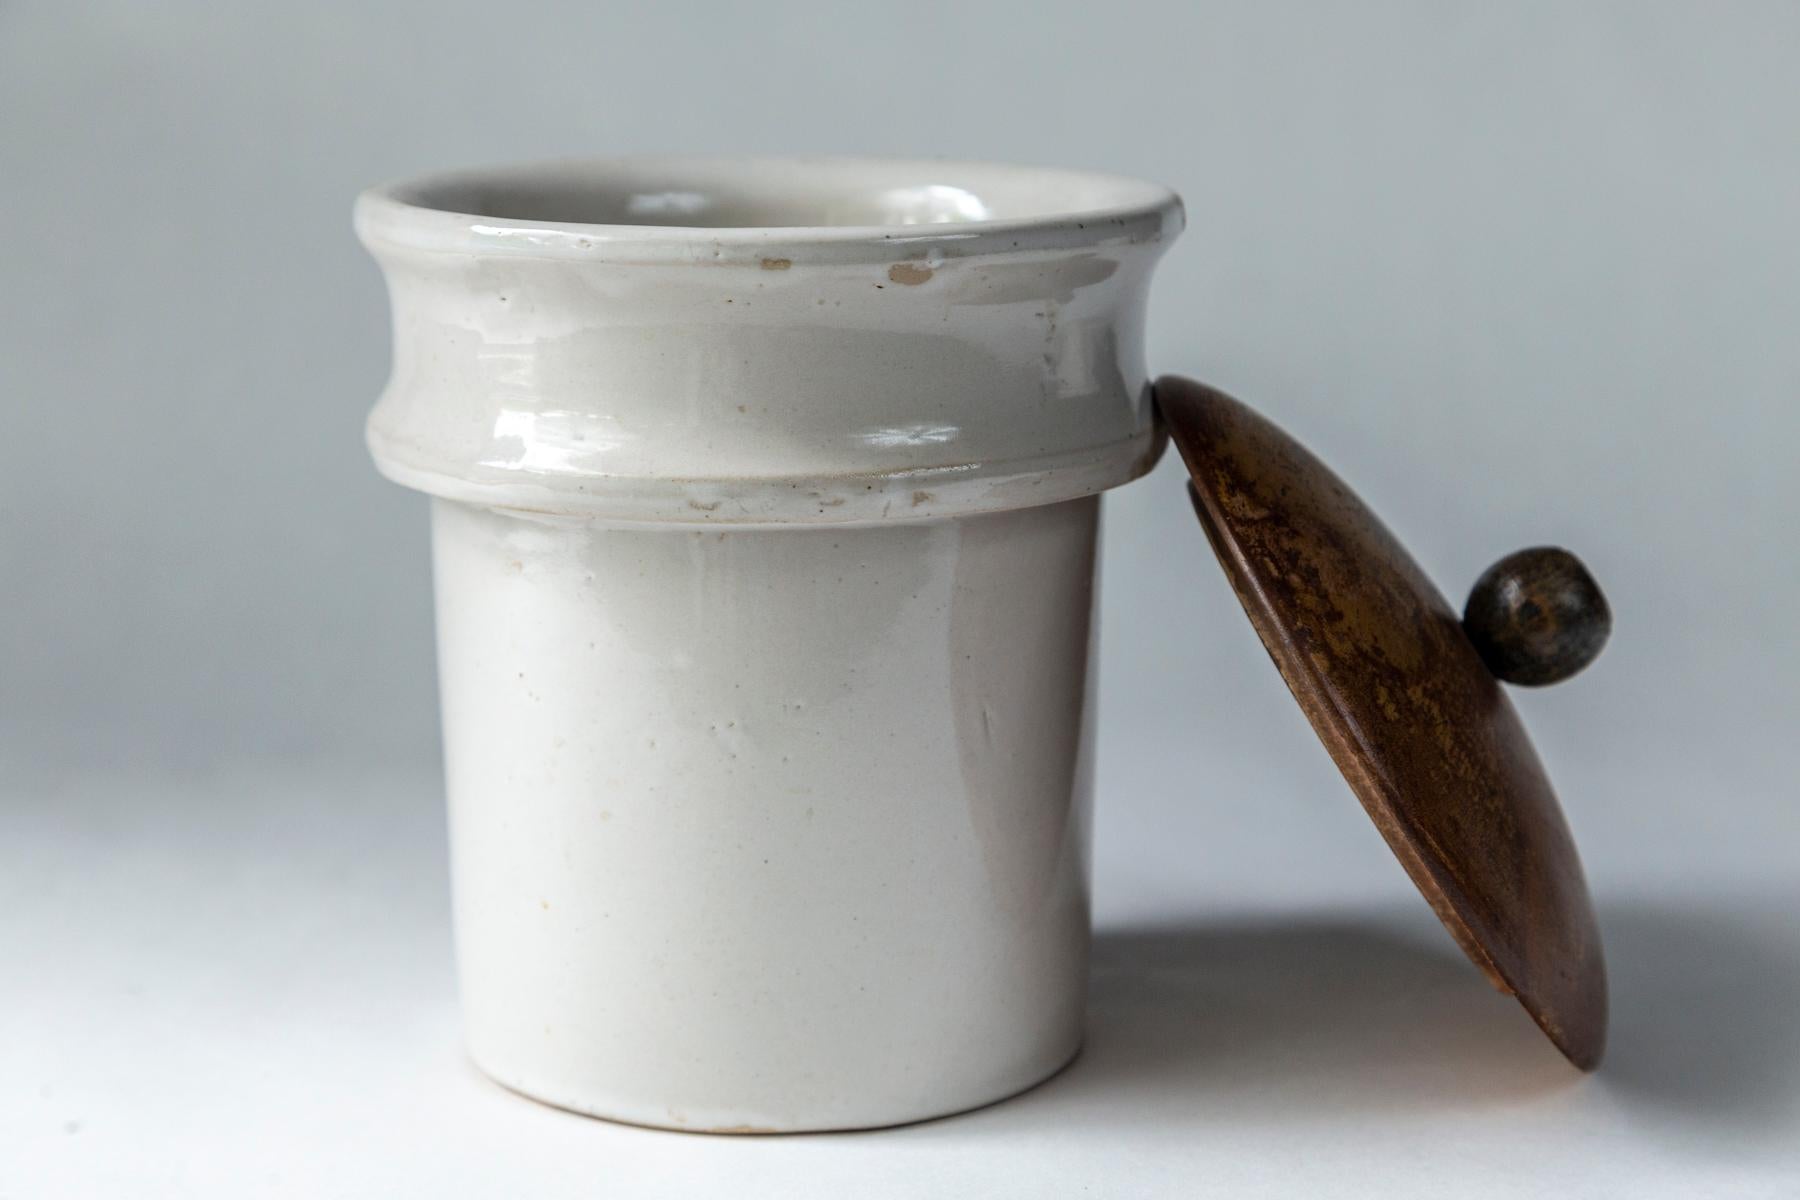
xmin=358 ymin=156 xmax=1181 ymax=1130
xmin=432 ymin=496 xmax=1099 ymax=1131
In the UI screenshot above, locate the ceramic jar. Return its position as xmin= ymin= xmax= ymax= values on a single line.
xmin=358 ymin=158 xmax=1183 ymax=1131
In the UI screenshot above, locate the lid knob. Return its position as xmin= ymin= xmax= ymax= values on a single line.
xmin=1462 ymin=547 xmax=1612 ymax=686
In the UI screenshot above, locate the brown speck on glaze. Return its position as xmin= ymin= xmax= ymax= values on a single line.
xmin=760 ymin=257 xmax=792 ymax=270
xmin=911 ymin=490 xmax=933 ymax=506
xmin=688 ymin=499 xmax=721 ymax=512
xmin=887 ymin=262 xmax=934 ymax=286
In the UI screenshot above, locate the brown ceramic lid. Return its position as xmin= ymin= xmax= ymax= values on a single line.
xmin=1154 ymin=375 xmax=1610 ymax=1069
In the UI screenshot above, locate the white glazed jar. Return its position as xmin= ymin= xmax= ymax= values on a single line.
xmin=358 ymin=158 xmax=1183 ymax=1132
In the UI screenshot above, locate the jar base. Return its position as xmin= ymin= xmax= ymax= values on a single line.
xmin=468 ymin=1036 xmax=1085 ymax=1135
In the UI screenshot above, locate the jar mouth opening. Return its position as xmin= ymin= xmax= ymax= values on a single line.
xmin=357 ymin=155 xmax=1183 ymax=264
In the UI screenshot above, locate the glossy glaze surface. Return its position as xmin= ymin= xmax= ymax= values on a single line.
xmin=359 ymin=157 xmax=1182 ymax=525
xmin=434 ymin=499 xmax=1100 ymax=1130
xmin=361 ymin=157 xmax=1181 ymax=1129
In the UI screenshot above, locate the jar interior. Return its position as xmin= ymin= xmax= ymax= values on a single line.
xmin=391 ymin=159 xmax=1164 ymax=230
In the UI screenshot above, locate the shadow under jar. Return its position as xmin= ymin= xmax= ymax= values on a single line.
xmin=357 ymin=157 xmax=1184 ymax=1132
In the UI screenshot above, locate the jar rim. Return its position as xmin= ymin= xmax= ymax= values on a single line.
xmin=355 ymin=155 xmax=1184 ymax=266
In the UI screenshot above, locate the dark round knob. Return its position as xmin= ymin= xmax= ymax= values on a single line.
xmin=1462 ymin=547 xmax=1611 ymax=686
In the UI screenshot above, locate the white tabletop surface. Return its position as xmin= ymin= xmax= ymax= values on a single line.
xmin=6 ymin=751 xmax=1797 ymax=1199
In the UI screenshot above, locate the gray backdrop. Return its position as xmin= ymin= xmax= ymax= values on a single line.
xmin=5 ymin=2 xmax=1800 ymax=1193
xmin=7 ymin=1 xmax=1796 ymax=865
